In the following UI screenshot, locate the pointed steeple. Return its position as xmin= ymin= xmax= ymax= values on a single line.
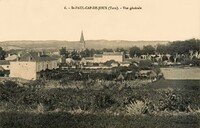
xmin=80 ymin=31 xmax=85 ymax=50
xmin=80 ymin=31 xmax=85 ymax=43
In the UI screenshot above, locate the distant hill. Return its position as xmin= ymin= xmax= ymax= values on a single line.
xmin=0 ymin=40 xmax=169 ymax=50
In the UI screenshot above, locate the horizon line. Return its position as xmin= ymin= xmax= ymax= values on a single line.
xmin=1 ymin=38 xmax=198 ymax=43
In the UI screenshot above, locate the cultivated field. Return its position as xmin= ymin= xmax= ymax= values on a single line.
xmin=161 ymin=67 xmax=200 ymax=80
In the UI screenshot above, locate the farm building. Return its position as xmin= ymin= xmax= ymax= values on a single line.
xmin=93 ymin=52 xmax=125 ymax=63
xmin=9 ymin=52 xmax=58 ymax=80
xmin=81 ymin=57 xmax=94 ymax=65
xmin=135 ymin=70 xmax=157 ymax=80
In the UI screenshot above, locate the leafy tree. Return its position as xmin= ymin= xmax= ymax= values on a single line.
xmin=0 ymin=47 xmax=5 ymax=60
xmin=138 ymin=60 xmax=153 ymax=70
xmin=116 ymin=48 xmax=126 ymax=54
xmin=104 ymin=60 xmax=118 ymax=67
xmin=167 ymin=39 xmax=200 ymax=54
xmin=162 ymin=55 xmax=168 ymax=61
xmin=90 ymin=49 xmax=96 ymax=56
xmin=95 ymin=49 xmax=103 ymax=54
xmin=156 ymin=44 xmax=168 ymax=54
xmin=80 ymin=48 xmax=91 ymax=57
xmin=129 ymin=46 xmax=141 ymax=57
xmin=102 ymin=48 xmax=113 ymax=52
xmin=142 ymin=45 xmax=155 ymax=55
xmin=59 ymin=47 xmax=69 ymax=57
xmin=191 ymin=57 xmax=200 ymax=66
xmin=71 ymin=50 xmax=81 ymax=60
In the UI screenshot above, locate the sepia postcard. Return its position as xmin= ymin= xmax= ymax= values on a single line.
xmin=0 ymin=0 xmax=200 ymax=128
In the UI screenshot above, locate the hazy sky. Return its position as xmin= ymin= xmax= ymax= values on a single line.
xmin=0 ymin=0 xmax=199 ymax=41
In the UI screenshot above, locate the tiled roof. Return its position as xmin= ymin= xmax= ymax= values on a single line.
xmin=19 ymin=52 xmax=57 ymax=62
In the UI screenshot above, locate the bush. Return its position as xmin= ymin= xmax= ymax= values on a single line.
xmin=125 ymin=100 xmax=146 ymax=115
xmin=139 ymin=60 xmax=153 ymax=70
xmin=1 ymin=79 xmax=200 ymax=115
xmin=0 ymin=81 xmax=25 ymax=102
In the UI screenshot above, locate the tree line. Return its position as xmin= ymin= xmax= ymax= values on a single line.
xmin=59 ymin=38 xmax=200 ymax=59
xmin=130 ymin=38 xmax=200 ymax=57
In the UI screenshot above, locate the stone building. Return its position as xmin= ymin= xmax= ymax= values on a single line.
xmin=9 ymin=52 xmax=58 ymax=80
xmin=93 ymin=52 xmax=124 ymax=63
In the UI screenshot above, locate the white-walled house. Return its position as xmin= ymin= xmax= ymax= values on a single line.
xmin=81 ymin=57 xmax=94 ymax=65
xmin=93 ymin=52 xmax=124 ymax=63
xmin=9 ymin=52 xmax=58 ymax=80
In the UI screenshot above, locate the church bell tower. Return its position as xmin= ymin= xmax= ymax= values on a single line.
xmin=80 ymin=31 xmax=85 ymax=50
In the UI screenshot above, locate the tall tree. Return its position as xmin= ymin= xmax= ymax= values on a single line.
xmin=142 ymin=45 xmax=155 ymax=55
xmin=129 ymin=46 xmax=141 ymax=57
xmin=59 ymin=47 xmax=69 ymax=57
xmin=80 ymin=48 xmax=91 ymax=57
xmin=167 ymin=39 xmax=200 ymax=54
xmin=71 ymin=50 xmax=81 ymax=60
xmin=0 ymin=47 xmax=5 ymax=60
xmin=116 ymin=48 xmax=126 ymax=54
xmin=156 ymin=44 xmax=168 ymax=54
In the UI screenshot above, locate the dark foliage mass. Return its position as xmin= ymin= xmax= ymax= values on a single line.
xmin=46 ymin=67 xmax=139 ymax=82
xmin=1 ymin=112 xmax=199 ymax=128
xmin=129 ymin=39 xmax=200 ymax=57
xmin=167 ymin=39 xmax=200 ymax=54
xmin=0 ymin=80 xmax=200 ymax=113
xmin=0 ymin=47 xmax=6 ymax=60
xmin=1 ymin=79 xmax=200 ymax=127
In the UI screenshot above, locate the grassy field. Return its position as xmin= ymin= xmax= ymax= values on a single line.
xmin=161 ymin=67 xmax=200 ymax=80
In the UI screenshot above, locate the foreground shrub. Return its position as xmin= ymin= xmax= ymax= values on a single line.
xmin=125 ymin=100 xmax=146 ymax=115
xmin=35 ymin=103 xmax=45 ymax=114
xmin=68 ymin=106 xmax=91 ymax=115
xmin=1 ymin=79 xmax=200 ymax=115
